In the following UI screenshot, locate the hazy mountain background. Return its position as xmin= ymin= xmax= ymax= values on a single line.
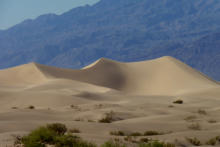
xmin=0 ymin=0 xmax=219 ymax=80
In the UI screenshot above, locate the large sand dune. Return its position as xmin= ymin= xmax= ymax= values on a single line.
xmin=0 ymin=56 xmax=218 ymax=95
xmin=0 ymin=56 xmax=219 ymax=146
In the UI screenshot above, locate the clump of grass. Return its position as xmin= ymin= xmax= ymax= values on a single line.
xmin=186 ymin=137 xmax=201 ymax=146
xmin=173 ymin=99 xmax=183 ymax=104
xmin=188 ymin=123 xmax=201 ymax=130
xmin=129 ymin=132 xmax=143 ymax=136
xmin=11 ymin=107 xmax=18 ymax=109
xmin=144 ymin=131 xmax=162 ymax=136
xmin=99 ymin=111 xmax=115 ymax=123
xmin=47 ymin=123 xmax=67 ymax=135
xmin=206 ymin=137 xmax=217 ymax=146
xmin=139 ymin=141 xmax=175 ymax=147
xmin=198 ymin=109 xmax=207 ymax=115
xmin=101 ymin=140 xmax=126 ymax=147
xmin=17 ymin=123 xmax=96 ymax=147
xmin=168 ymin=105 xmax=174 ymax=108
xmin=28 ymin=105 xmax=35 ymax=109
xmin=184 ymin=115 xmax=197 ymax=122
xmin=139 ymin=138 xmax=150 ymax=143
xmin=208 ymin=119 xmax=217 ymax=123
xmin=110 ymin=131 xmax=125 ymax=136
xmin=69 ymin=128 xmax=81 ymax=133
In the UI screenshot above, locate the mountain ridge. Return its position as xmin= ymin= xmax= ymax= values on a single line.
xmin=0 ymin=0 xmax=220 ymax=80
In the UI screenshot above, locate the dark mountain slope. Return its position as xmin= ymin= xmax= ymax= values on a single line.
xmin=0 ymin=0 xmax=220 ymax=80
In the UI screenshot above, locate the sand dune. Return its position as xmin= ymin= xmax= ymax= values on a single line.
xmin=0 ymin=56 xmax=218 ymax=95
xmin=0 ymin=56 xmax=219 ymax=146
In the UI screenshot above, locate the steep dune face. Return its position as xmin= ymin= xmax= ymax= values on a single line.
xmin=0 ymin=63 xmax=47 ymax=86
xmin=0 ymin=56 xmax=218 ymax=95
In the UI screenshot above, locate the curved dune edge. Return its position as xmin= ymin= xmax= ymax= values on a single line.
xmin=0 ymin=56 xmax=219 ymax=95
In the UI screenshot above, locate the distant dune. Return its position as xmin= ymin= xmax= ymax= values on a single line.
xmin=0 ymin=56 xmax=218 ymax=95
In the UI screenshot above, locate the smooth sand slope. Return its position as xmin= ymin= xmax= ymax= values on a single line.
xmin=0 ymin=56 xmax=219 ymax=146
xmin=0 ymin=56 xmax=218 ymax=95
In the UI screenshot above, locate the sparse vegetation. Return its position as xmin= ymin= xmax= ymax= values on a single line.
xmin=47 ymin=123 xmax=67 ymax=135
xmin=186 ymin=137 xmax=201 ymax=146
xmin=173 ymin=99 xmax=183 ymax=104
xmin=99 ymin=111 xmax=115 ymax=123
xmin=110 ymin=131 xmax=125 ymax=136
xmin=208 ymin=119 xmax=217 ymax=123
xmin=198 ymin=109 xmax=207 ymax=115
xmin=144 ymin=131 xmax=162 ymax=136
xmin=69 ymin=128 xmax=81 ymax=133
xmin=206 ymin=137 xmax=217 ymax=146
xmin=16 ymin=123 xmax=96 ymax=147
xmin=184 ymin=115 xmax=197 ymax=122
xmin=129 ymin=132 xmax=143 ymax=136
xmin=28 ymin=105 xmax=35 ymax=109
xmin=12 ymin=106 xmax=18 ymax=109
xmin=139 ymin=141 xmax=175 ymax=147
xmin=188 ymin=123 xmax=201 ymax=130
xmin=101 ymin=140 xmax=126 ymax=147
xmin=139 ymin=138 xmax=150 ymax=143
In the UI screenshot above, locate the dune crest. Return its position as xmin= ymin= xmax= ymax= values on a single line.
xmin=0 ymin=56 xmax=219 ymax=95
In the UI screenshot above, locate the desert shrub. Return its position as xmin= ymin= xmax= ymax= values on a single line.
xmin=139 ymin=138 xmax=150 ymax=143
xmin=99 ymin=111 xmax=114 ymax=123
xmin=198 ymin=109 xmax=207 ymax=115
xmin=208 ymin=119 xmax=217 ymax=123
xmin=69 ymin=128 xmax=81 ymax=133
xmin=55 ymin=134 xmax=96 ymax=147
xmin=28 ymin=105 xmax=35 ymax=109
xmin=184 ymin=115 xmax=197 ymax=122
xmin=21 ymin=127 xmax=56 ymax=147
xmin=19 ymin=123 xmax=96 ymax=147
xmin=12 ymin=106 xmax=18 ymax=109
xmin=188 ymin=123 xmax=201 ymax=130
xmin=101 ymin=140 xmax=126 ymax=147
xmin=144 ymin=131 xmax=162 ymax=136
xmin=139 ymin=141 xmax=175 ymax=147
xmin=173 ymin=99 xmax=183 ymax=104
xmin=186 ymin=137 xmax=201 ymax=146
xmin=206 ymin=137 xmax=217 ymax=146
xmin=110 ymin=131 xmax=125 ymax=136
xmin=47 ymin=123 xmax=67 ymax=135
xmin=130 ymin=132 xmax=143 ymax=136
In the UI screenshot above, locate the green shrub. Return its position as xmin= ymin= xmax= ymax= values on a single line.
xmin=20 ymin=123 xmax=96 ymax=147
xmin=21 ymin=127 xmax=56 ymax=147
xmin=110 ymin=131 xmax=125 ymax=136
xmin=188 ymin=123 xmax=201 ymax=130
xmin=206 ymin=137 xmax=217 ymax=146
xmin=144 ymin=131 xmax=162 ymax=136
xmin=69 ymin=128 xmax=81 ymax=133
xmin=173 ymin=99 xmax=183 ymax=104
xmin=101 ymin=140 xmax=126 ymax=147
xmin=47 ymin=123 xmax=67 ymax=135
xmin=99 ymin=111 xmax=115 ymax=123
xmin=139 ymin=138 xmax=150 ymax=143
xmin=129 ymin=132 xmax=143 ymax=136
xmin=139 ymin=141 xmax=175 ymax=147
xmin=198 ymin=109 xmax=207 ymax=115
xmin=186 ymin=137 xmax=201 ymax=146
xmin=55 ymin=134 xmax=96 ymax=147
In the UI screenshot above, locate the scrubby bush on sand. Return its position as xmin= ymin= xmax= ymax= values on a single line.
xmin=186 ymin=137 xmax=201 ymax=146
xmin=110 ymin=131 xmax=125 ymax=136
xmin=99 ymin=111 xmax=115 ymax=123
xmin=173 ymin=99 xmax=183 ymax=104
xmin=101 ymin=140 xmax=126 ymax=147
xmin=139 ymin=141 xmax=175 ymax=147
xmin=17 ymin=123 xmax=95 ymax=147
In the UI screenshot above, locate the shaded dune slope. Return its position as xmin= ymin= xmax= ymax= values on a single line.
xmin=0 ymin=56 xmax=218 ymax=95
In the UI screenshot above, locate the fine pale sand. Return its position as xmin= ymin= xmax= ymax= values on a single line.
xmin=0 ymin=56 xmax=219 ymax=146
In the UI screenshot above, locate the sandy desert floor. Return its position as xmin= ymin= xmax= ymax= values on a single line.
xmin=0 ymin=56 xmax=219 ymax=147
